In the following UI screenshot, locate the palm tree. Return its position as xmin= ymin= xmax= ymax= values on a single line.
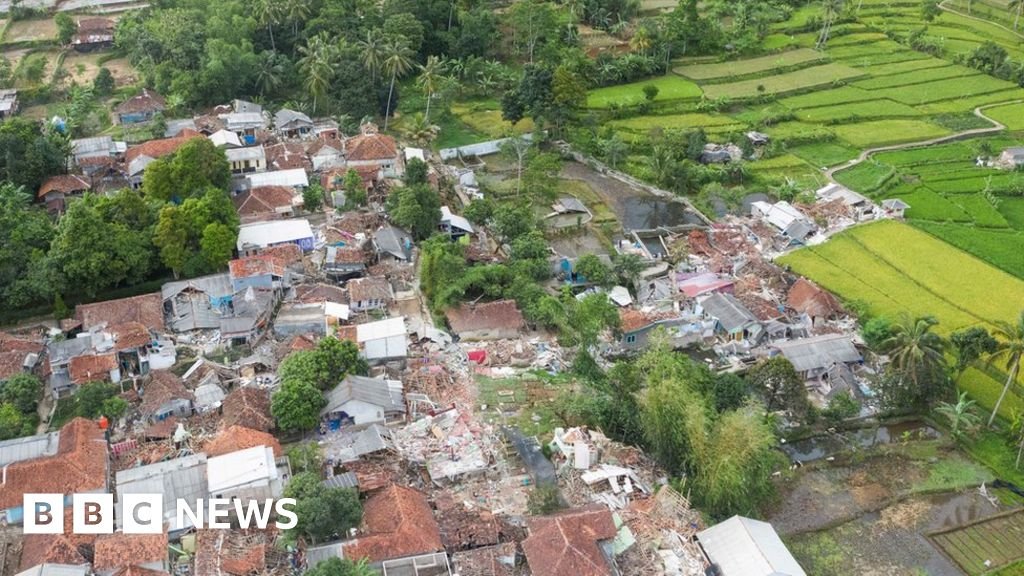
xmin=936 ymin=391 xmax=981 ymax=440
xmin=381 ymin=38 xmax=415 ymax=132
xmin=416 ymin=55 xmax=445 ymax=123
xmin=254 ymin=52 xmax=284 ymax=98
xmin=1011 ymin=0 xmax=1023 ymax=30
xmin=286 ymin=0 xmax=312 ymax=38
xmin=816 ymin=0 xmax=846 ymax=50
xmin=357 ymin=31 xmax=385 ymax=85
xmin=253 ymin=0 xmax=283 ymax=52
xmin=602 ymin=135 xmax=628 ymax=169
xmin=986 ymin=311 xmax=1024 ymax=427
xmin=403 ymin=113 xmax=440 ymax=147
xmin=881 ymin=314 xmax=947 ymax=393
xmin=298 ymin=34 xmax=334 ymax=114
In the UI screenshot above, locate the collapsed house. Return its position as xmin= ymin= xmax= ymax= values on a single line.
xmin=320 ymin=374 xmax=406 ymax=429
xmin=696 ymin=515 xmax=806 ymax=576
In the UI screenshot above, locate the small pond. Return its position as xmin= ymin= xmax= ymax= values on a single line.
xmin=782 ymin=421 xmax=940 ymax=463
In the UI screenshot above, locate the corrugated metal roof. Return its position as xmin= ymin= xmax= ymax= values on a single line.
xmin=323 ymin=472 xmax=359 ymax=489
xmin=322 ymin=375 xmax=405 ymax=416
xmin=441 ymin=206 xmax=474 ymax=234
xmin=115 ymin=453 xmax=208 ymax=531
xmin=207 ymin=446 xmax=277 ymax=494
xmin=226 ymin=146 xmax=265 ymax=162
xmin=0 ymin=432 xmax=60 ymax=467
xmin=701 ymin=293 xmax=760 ymax=334
xmin=16 ymin=564 xmax=91 ymax=576
xmin=246 ymin=169 xmax=308 ymax=188
xmin=356 ymin=317 xmax=406 ymax=342
xmin=237 ymin=219 xmax=314 ymax=250
xmin=322 ymin=424 xmax=393 ymax=462
xmin=697 ymin=515 xmax=806 ymax=576
xmin=772 ymin=334 xmax=862 ymax=373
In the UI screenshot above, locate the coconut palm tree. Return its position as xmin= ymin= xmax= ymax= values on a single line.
xmin=286 ymin=0 xmax=312 ymax=38
xmin=815 ymin=0 xmax=846 ymax=49
xmin=382 ymin=38 xmax=415 ymax=131
xmin=416 ymin=55 xmax=445 ymax=123
xmin=254 ymin=52 xmax=285 ymax=98
xmin=403 ymin=113 xmax=440 ymax=147
xmin=298 ymin=34 xmax=334 ymax=114
xmin=986 ymin=311 xmax=1024 ymax=427
xmin=1011 ymin=0 xmax=1023 ymax=30
xmin=357 ymin=31 xmax=385 ymax=85
xmin=253 ymin=0 xmax=283 ymax=52
xmin=881 ymin=314 xmax=947 ymax=395
xmin=630 ymin=25 xmax=652 ymax=56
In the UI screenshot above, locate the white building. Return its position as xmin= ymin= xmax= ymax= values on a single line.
xmin=246 ymin=168 xmax=309 ymax=189
xmin=236 ymin=219 xmax=315 ymax=255
xmin=751 ymin=200 xmax=815 ymax=241
xmin=355 ymin=316 xmax=408 ymax=363
xmin=207 ymin=445 xmax=286 ymax=501
xmin=697 ymin=515 xmax=806 ymax=576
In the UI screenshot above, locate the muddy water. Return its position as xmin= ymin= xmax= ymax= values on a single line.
xmin=782 ymin=422 xmax=940 ymax=463
xmin=561 ymin=162 xmax=704 ymax=231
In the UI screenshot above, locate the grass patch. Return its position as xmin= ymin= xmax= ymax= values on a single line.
xmin=778 ymin=85 xmax=877 ymax=109
xmin=958 ymin=366 xmax=1024 ymax=422
xmin=873 ymin=74 xmax=1017 ymax=105
xmin=850 ymin=64 xmax=977 ymax=90
xmin=794 ymin=99 xmax=922 ymax=122
xmin=834 ymin=160 xmax=894 ymax=191
xmin=986 ymin=102 xmax=1024 ymax=131
xmin=832 ymin=119 xmax=950 ymax=148
xmin=609 ymin=112 xmax=744 ymax=133
xmin=586 ymin=75 xmax=702 ymax=108
xmin=789 ymin=141 xmax=860 ymax=167
xmin=912 ymin=455 xmax=994 ymax=493
xmin=674 ymin=48 xmax=826 ymax=81
xmin=701 ymin=63 xmax=865 ymax=100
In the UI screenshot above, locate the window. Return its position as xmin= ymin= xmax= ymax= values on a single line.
xmin=626 ymin=334 xmax=636 ymax=344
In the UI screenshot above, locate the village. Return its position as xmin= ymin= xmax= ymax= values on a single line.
xmin=5 ymin=0 xmax=1024 ymax=573
xmin=0 ymin=70 xmax=945 ymax=576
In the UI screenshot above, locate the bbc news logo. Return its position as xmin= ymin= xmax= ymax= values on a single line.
xmin=23 ymin=494 xmax=298 ymax=534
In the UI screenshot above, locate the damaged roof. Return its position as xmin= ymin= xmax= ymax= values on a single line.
xmin=701 ymin=293 xmax=760 ymax=334
xmin=772 ymin=333 xmax=862 ymax=373
xmin=139 ymin=371 xmax=193 ymax=417
xmin=787 ymin=278 xmax=842 ymax=319
xmin=75 ymin=292 xmax=165 ymax=332
xmin=19 ymin=510 xmax=97 ymax=571
xmin=222 ymin=386 xmax=273 ymax=432
xmin=93 ymin=533 xmax=168 ymax=573
xmin=321 ymin=375 xmax=405 ymax=415
xmin=0 ymin=418 xmax=107 ymax=510
xmin=229 ymin=254 xmax=286 ymax=279
xmin=342 ymin=485 xmax=443 ymax=563
xmin=68 ymin=353 xmax=117 ymax=384
xmin=204 ymin=425 xmax=282 ymax=457
xmin=697 ymin=515 xmax=806 ymax=576
xmin=37 ymin=175 xmax=90 ymax=198
xmin=445 ymin=300 xmax=525 ymax=335
xmin=522 ymin=506 xmax=617 ymax=576
xmin=347 ymin=277 xmax=392 ymax=303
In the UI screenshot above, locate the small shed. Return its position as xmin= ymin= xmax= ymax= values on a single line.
xmin=697 ymin=515 xmax=806 ymax=576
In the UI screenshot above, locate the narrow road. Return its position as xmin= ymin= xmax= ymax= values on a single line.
xmin=825 ymin=101 xmax=1022 ymax=181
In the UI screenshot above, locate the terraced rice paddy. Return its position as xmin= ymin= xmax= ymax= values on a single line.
xmin=778 ymin=221 xmax=1024 ymax=334
xmin=930 ymin=509 xmax=1024 ymax=575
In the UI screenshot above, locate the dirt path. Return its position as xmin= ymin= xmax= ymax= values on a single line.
xmin=35 ymin=385 xmax=53 ymax=434
xmin=825 ymin=101 xmax=1022 ymax=181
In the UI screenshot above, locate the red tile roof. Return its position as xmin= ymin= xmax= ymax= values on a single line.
xmin=111 ymin=321 xmax=153 ymax=351
xmin=233 ymin=186 xmax=295 ymax=218
xmin=222 ymin=386 xmax=273 ymax=432
xmin=445 ymin=300 xmax=525 ymax=335
xmin=229 ymin=254 xmax=286 ymax=279
xmin=116 ymin=89 xmax=166 ymax=115
xmin=194 ymin=529 xmax=269 ymax=576
xmin=69 ymin=353 xmax=117 ymax=384
xmin=0 ymin=334 xmax=45 ymax=354
xmin=75 ymin=292 xmax=165 ymax=332
xmin=139 ymin=370 xmax=192 ymax=417
xmin=787 ymin=277 xmax=842 ymax=319
xmin=19 ymin=510 xmax=97 ymax=571
xmin=522 ymin=506 xmax=617 ymax=576
xmin=329 ymin=247 xmax=367 ymax=265
xmin=343 ymin=485 xmax=443 ymax=563
xmin=347 ymin=277 xmax=392 ymax=304
xmin=93 ymin=532 xmax=168 ymax=572
xmin=125 ymin=130 xmax=201 ymax=164
xmin=619 ymin=309 xmax=678 ymax=333
xmin=0 ymin=418 xmax=108 ymax=510
xmin=77 ymin=17 xmax=114 ymax=32
xmin=294 ymin=284 xmax=347 ymax=305
xmin=345 ymin=133 xmax=397 ymax=162
xmin=38 ymin=174 xmax=90 ymax=198
xmin=259 ymin=243 xmax=303 ymax=264
xmin=0 ymin=350 xmax=29 ymax=380
xmin=306 ymin=139 xmax=343 ymax=156
xmin=204 ymin=424 xmax=282 ymax=457
xmin=264 ymin=142 xmax=311 ymax=171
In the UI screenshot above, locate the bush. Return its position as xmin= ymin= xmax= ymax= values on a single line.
xmin=821 ymin=393 xmax=861 ymax=424
xmin=527 ymin=484 xmax=564 ymax=515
